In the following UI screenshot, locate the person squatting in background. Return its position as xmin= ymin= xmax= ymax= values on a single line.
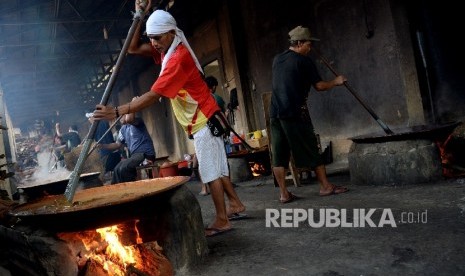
xmin=86 ymin=112 xmax=122 ymax=182
xmin=97 ymin=100 xmax=156 ymax=184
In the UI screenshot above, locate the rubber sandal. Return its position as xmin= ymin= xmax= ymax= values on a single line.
xmin=319 ymin=185 xmax=349 ymax=196
xmin=205 ymin=227 xmax=233 ymax=237
xmin=228 ymin=213 xmax=248 ymax=221
xmin=280 ymin=192 xmax=301 ymax=204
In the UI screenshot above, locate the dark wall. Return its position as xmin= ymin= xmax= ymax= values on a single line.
xmin=406 ymin=1 xmax=465 ymax=124
xmin=234 ymin=0 xmax=465 ymax=140
xmin=111 ymin=0 xmax=465 ymax=160
xmin=236 ymin=0 xmax=409 ymax=138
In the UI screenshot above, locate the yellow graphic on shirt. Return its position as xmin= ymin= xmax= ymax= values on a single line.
xmin=170 ymin=89 xmax=208 ymax=134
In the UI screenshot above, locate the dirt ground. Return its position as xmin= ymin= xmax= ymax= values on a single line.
xmin=1 ymin=165 xmax=464 ymax=276
xmin=182 ymin=169 xmax=465 ymax=276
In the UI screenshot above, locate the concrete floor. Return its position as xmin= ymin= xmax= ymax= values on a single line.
xmin=182 ymin=169 xmax=465 ymax=276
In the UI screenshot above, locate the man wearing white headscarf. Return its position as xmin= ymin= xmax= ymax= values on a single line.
xmin=93 ymin=6 xmax=245 ymax=237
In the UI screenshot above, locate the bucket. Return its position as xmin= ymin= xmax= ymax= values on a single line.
xmin=177 ymin=160 xmax=189 ymax=168
xmin=159 ymin=162 xmax=179 ymax=177
xmin=228 ymin=157 xmax=253 ymax=182
xmin=253 ymin=130 xmax=262 ymax=139
xmin=247 ymin=130 xmax=263 ymax=140
xmin=177 ymin=160 xmax=192 ymax=176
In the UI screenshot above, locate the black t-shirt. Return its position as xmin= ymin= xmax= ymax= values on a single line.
xmin=270 ymin=50 xmax=322 ymax=119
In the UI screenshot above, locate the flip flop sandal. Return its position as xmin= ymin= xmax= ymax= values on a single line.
xmin=319 ymin=185 xmax=349 ymax=196
xmin=228 ymin=213 xmax=248 ymax=221
xmin=205 ymin=227 xmax=233 ymax=237
xmin=280 ymin=192 xmax=301 ymax=204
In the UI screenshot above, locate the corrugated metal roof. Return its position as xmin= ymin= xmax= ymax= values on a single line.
xmin=0 ymin=0 xmax=216 ymax=131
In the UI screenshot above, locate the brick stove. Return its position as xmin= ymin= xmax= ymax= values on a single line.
xmin=349 ymin=139 xmax=442 ymax=185
xmin=0 ymin=177 xmax=208 ymax=275
xmin=348 ymin=122 xmax=460 ymax=185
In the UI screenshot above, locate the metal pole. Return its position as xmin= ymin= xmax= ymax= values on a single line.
xmin=87 ymin=115 xmax=122 ymax=157
xmin=64 ymin=10 xmax=149 ymax=202
xmin=312 ymin=48 xmax=394 ymax=135
xmin=416 ymin=31 xmax=436 ymax=124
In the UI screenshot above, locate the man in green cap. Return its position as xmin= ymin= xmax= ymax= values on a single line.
xmin=270 ymin=25 xmax=349 ymax=203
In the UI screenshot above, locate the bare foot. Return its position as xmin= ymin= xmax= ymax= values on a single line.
xmin=205 ymin=226 xmax=233 ymax=237
xmin=280 ymin=192 xmax=301 ymax=204
xmin=227 ymin=205 xmax=246 ymax=217
xmin=319 ymin=185 xmax=349 ymax=196
xmin=207 ymin=221 xmax=231 ymax=233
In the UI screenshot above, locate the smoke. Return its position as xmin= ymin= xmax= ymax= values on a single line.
xmin=26 ymin=151 xmax=71 ymax=186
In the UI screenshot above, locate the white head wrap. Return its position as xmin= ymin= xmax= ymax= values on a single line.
xmin=146 ymin=10 xmax=203 ymax=75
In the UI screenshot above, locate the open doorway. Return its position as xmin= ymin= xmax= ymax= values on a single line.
xmin=203 ymin=59 xmax=228 ymax=106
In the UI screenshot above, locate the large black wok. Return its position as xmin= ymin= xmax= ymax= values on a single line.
xmin=349 ymin=122 xmax=461 ymax=143
xmin=9 ymin=176 xmax=189 ymax=232
xmin=17 ymin=172 xmax=101 ymax=200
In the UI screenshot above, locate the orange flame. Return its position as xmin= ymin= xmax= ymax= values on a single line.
xmin=96 ymin=225 xmax=137 ymax=267
xmin=135 ymin=220 xmax=143 ymax=244
xmin=80 ymin=223 xmax=144 ymax=275
xmin=251 ymin=163 xmax=266 ymax=176
xmin=436 ymin=134 xmax=465 ymax=178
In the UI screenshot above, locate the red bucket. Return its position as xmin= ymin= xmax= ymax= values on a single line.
xmin=159 ymin=162 xmax=179 ymax=177
xmin=177 ymin=160 xmax=188 ymax=168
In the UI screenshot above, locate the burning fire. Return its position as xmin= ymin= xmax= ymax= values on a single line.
xmin=60 ymin=221 xmax=147 ymax=275
xmin=251 ymin=162 xmax=267 ymax=176
xmin=436 ymin=130 xmax=465 ymax=178
xmin=87 ymin=225 xmax=141 ymax=274
xmin=57 ymin=220 xmax=173 ymax=276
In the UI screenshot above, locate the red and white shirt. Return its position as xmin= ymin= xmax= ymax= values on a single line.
xmin=151 ymin=44 xmax=219 ymax=136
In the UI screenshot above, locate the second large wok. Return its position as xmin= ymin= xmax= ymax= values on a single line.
xmin=16 ymin=172 xmax=101 ymax=200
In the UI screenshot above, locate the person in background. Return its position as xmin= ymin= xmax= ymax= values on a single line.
xmin=205 ymin=76 xmax=226 ymax=112
xmin=51 ymin=133 xmax=66 ymax=169
xmin=97 ymin=104 xmax=156 ymax=184
xmin=93 ymin=7 xmax=246 ymax=237
xmin=86 ymin=112 xmax=121 ymax=182
xmin=270 ymin=25 xmax=349 ymax=203
xmin=53 ymin=123 xmax=81 ymax=169
xmin=55 ymin=123 xmax=81 ymax=151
